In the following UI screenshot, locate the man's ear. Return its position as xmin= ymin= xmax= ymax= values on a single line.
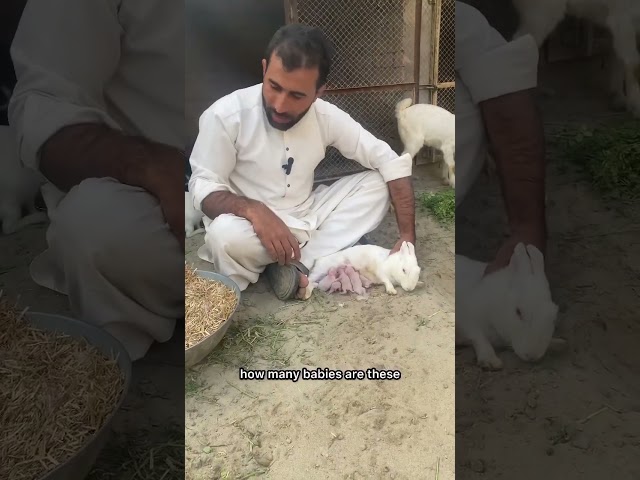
xmin=316 ymin=84 xmax=327 ymax=98
xmin=262 ymin=59 xmax=267 ymax=77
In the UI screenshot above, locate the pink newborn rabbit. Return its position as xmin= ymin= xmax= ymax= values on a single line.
xmin=336 ymin=266 xmax=354 ymax=294
xmin=344 ymin=265 xmax=366 ymax=295
xmin=318 ymin=267 xmax=338 ymax=291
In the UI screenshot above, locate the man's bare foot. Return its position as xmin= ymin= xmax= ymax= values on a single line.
xmin=296 ymin=273 xmax=310 ymax=300
xmin=264 ymin=262 xmax=310 ymax=301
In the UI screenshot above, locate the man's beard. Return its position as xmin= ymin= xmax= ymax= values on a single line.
xmin=262 ymin=94 xmax=310 ymax=131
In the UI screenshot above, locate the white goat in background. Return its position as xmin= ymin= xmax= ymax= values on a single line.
xmin=512 ymin=0 xmax=640 ymax=117
xmin=395 ymin=98 xmax=456 ymax=188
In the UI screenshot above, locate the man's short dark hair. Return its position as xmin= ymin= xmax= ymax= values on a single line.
xmin=264 ymin=23 xmax=336 ymax=89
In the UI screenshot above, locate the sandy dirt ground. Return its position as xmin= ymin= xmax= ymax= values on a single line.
xmin=184 ymin=163 xmax=455 ymax=480
xmin=455 ymin=59 xmax=640 ymax=479
xmin=0 ymin=210 xmax=184 ymax=478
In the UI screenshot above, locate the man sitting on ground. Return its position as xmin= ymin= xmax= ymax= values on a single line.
xmin=8 ymin=0 xmax=185 ymax=361
xmin=188 ymin=24 xmax=417 ymax=301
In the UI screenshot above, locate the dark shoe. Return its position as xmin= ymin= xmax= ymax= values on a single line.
xmin=264 ymin=260 xmax=310 ymax=301
xmin=358 ymin=234 xmax=372 ymax=245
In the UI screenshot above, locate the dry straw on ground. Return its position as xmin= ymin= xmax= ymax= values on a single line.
xmin=0 ymin=291 xmax=125 ymax=480
xmin=185 ymin=265 xmax=239 ymax=349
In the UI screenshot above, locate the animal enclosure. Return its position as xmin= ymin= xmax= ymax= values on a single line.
xmin=284 ymin=0 xmax=455 ymax=181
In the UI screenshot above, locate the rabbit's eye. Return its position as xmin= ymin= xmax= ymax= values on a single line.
xmin=516 ymin=308 xmax=522 ymax=318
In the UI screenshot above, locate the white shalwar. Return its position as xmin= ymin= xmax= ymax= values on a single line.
xmin=455 ymin=1 xmax=540 ymax=205
xmin=188 ymin=83 xmax=413 ymax=291
xmin=8 ymin=0 xmax=185 ymax=361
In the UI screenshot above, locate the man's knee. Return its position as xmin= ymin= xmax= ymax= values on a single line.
xmin=208 ymin=214 xmax=260 ymax=259
xmin=53 ymin=178 xmax=174 ymax=274
xmin=360 ymin=170 xmax=391 ymax=204
xmin=355 ymin=170 xmax=388 ymax=191
xmin=359 ymin=170 xmax=385 ymax=184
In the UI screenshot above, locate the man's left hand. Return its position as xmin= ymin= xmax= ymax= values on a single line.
xmin=386 ymin=177 xmax=416 ymax=256
xmin=390 ymin=235 xmax=416 ymax=255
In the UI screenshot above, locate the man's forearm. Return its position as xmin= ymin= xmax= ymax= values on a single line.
xmin=39 ymin=122 xmax=182 ymax=192
xmin=387 ymin=176 xmax=416 ymax=243
xmin=201 ymin=191 xmax=259 ymax=223
xmin=480 ymin=88 xmax=547 ymax=237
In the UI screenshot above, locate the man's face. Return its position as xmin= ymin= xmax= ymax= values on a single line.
xmin=261 ymin=52 xmax=325 ymax=131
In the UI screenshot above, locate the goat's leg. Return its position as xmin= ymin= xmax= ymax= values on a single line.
xmin=400 ymin=139 xmax=424 ymax=160
xmin=441 ymin=144 xmax=455 ymax=188
xmin=440 ymin=159 xmax=450 ymax=186
xmin=609 ymin=54 xmax=627 ymax=111
xmin=623 ymin=68 xmax=640 ymax=117
xmin=607 ymin=14 xmax=640 ymax=116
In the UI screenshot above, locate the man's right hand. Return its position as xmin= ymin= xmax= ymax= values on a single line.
xmin=129 ymin=141 xmax=185 ymax=251
xmin=247 ymin=202 xmax=301 ymax=265
xmin=38 ymin=124 xmax=186 ymax=251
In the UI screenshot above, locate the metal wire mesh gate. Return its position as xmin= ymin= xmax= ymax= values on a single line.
xmin=285 ymin=0 xmax=455 ymax=182
xmin=432 ymin=0 xmax=455 ymax=113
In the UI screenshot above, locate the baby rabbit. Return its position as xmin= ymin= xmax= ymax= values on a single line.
xmin=0 ymin=126 xmax=48 ymax=235
xmin=456 ymin=243 xmax=565 ymax=370
xmin=318 ymin=267 xmax=340 ymax=292
xmin=309 ymin=241 xmax=422 ymax=295
xmin=184 ymin=190 xmax=204 ymax=238
xmin=395 ymin=98 xmax=455 ymax=188
xmin=344 ymin=265 xmax=367 ymax=295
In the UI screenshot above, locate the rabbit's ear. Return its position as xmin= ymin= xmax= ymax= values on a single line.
xmin=407 ymin=242 xmax=415 ymax=257
xmin=525 ymin=244 xmax=545 ymax=275
xmin=400 ymin=241 xmax=409 ymax=254
xmin=509 ymin=242 xmax=530 ymax=274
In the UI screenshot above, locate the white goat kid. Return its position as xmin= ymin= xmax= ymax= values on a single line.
xmin=395 ymin=98 xmax=455 ymax=188
xmin=512 ymin=0 xmax=640 ymax=117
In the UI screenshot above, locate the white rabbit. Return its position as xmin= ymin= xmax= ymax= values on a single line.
xmin=456 ymin=243 xmax=565 ymax=370
xmin=184 ymin=190 xmax=204 ymax=238
xmin=0 ymin=126 xmax=48 ymax=235
xmin=309 ymin=241 xmax=423 ymax=295
xmin=395 ymin=98 xmax=455 ymax=188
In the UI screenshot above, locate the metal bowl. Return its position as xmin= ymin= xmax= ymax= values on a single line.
xmin=21 ymin=312 xmax=132 ymax=480
xmin=185 ymin=270 xmax=241 ymax=369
